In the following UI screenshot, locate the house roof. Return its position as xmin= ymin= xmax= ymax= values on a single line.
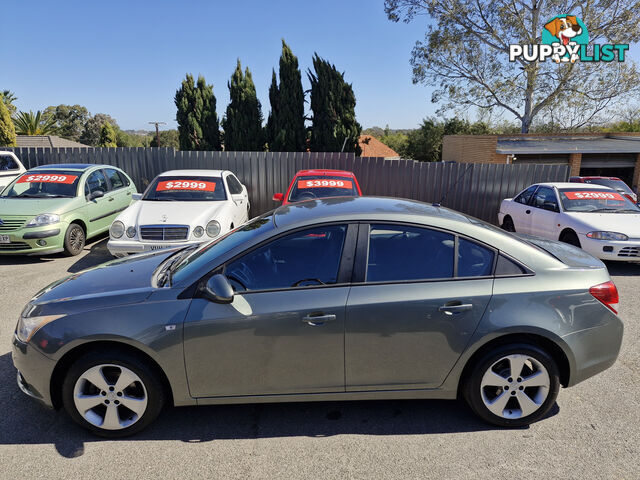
xmin=15 ymin=135 xmax=89 ymax=148
xmin=496 ymin=135 xmax=640 ymax=154
xmin=358 ymin=135 xmax=400 ymax=158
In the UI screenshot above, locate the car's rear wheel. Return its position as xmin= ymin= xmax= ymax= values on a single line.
xmin=501 ymin=216 xmax=516 ymax=232
xmin=62 ymin=351 xmax=164 ymax=437
xmin=463 ymin=344 xmax=560 ymax=427
xmin=560 ymin=230 xmax=581 ymax=248
xmin=63 ymin=223 xmax=85 ymax=256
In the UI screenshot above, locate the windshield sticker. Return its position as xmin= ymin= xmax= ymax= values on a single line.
xmin=17 ymin=174 xmax=78 ymax=184
xmin=564 ymin=191 xmax=624 ymax=200
xmin=157 ymin=180 xmax=216 ymax=191
xmin=298 ymin=179 xmax=353 ymax=189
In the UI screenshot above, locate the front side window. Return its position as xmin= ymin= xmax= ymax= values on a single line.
xmin=225 ymin=225 xmax=347 ymax=291
xmin=288 ymin=176 xmax=358 ymax=202
xmin=86 ymin=170 xmax=109 ymax=195
xmin=0 ymin=155 xmax=19 ymax=171
xmin=143 ymin=176 xmax=227 ymax=201
xmin=1 ymin=170 xmax=81 ymax=198
xmin=514 ymin=186 xmax=537 ymax=205
xmin=532 ymin=187 xmax=558 ymax=211
xmin=366 ymin=225 xmax=454 ymax=282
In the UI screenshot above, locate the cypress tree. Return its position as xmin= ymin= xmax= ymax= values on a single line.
xmin=0 ymin=95 xmax=16 ymax=147
xmin=267 ymin=40 xmax=306 ymax=151
xmin=99 ymin=122 xmax=117 ymax=147
xmin=222 ymin=60 xmax=264 ymax=151
xmin=266 ymin=70 xmax=279 ymax=150
xmin=308 ymin=54 xmax=361 ymax=154
xmin=175 ymin=74 xmax=221 ymax=151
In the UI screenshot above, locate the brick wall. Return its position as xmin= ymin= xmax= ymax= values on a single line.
xmin=568 ymin=153 xmax=582 ymax=176
xmin=442 ymin=135 xmax=506 ymax=163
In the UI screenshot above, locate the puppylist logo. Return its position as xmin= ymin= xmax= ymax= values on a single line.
xmin=509 ymin=15 xmax=629 ymax=63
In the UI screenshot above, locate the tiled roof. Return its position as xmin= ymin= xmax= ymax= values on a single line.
xmin=358 ymin=135 xmax=400 ymax=158
xmin=16 ymin=135 xmax=89 ymax=148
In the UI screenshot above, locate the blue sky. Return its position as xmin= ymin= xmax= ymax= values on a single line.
xmin=1 ymin=0 xmax=434 ymax=131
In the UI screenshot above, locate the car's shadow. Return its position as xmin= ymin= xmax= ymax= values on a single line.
xmin=67 ymin=237 xmax=113 ymax=273
xmin=0 ymin=352 xmax=559 ymax=459
xmin=604 ymin=261 xmax=640 ymax=277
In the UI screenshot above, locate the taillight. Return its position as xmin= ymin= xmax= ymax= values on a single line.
xmin=589 ymin=281 xmax=619 ymax=314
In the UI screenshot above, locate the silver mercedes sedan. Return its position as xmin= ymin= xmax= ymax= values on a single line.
xmin=12 ymin=197 xmax=623 ymax=437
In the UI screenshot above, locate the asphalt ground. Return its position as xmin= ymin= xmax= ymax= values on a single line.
xmin=0 ymin=236 xmax=638 ymax=479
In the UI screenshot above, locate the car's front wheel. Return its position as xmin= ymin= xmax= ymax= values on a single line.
xmin=63 ymin=223 xmax=85 ymax=256
xmin=463 ymin=344 xmax=560 ymax=427
xmin=62 ymin=351 xmax=165 ymax=437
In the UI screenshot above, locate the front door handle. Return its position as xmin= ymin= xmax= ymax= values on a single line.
xmin=439 ymin=302 xmax=473 ymax=315
xmin=108 ymin=197 xmax=115 ymax=202
xmin=302 ymin=313 xmax=336 ymax=326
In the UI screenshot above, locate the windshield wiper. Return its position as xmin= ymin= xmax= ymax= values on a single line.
xmin=156 ymin=245 xmax=199 ymax=287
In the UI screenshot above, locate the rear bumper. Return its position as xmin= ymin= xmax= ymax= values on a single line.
xmin=12 ymin=333 xmax=56 ymax=407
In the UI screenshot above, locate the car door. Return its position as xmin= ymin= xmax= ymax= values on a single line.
xmin=345 ymin=223 xmax=494 ymax=391
xmin=508 ymin=185 xmax=538 ymax=234
xmin=182 ymin=223 xmax=357 ymax=398
xmin=104 ymin=168 xmax=133 ymax=215
xmin=83 ymin=169 xmax=113 ymax=235
xmin=224 ymin=173 xmax=248 ymax=225
xmin=528 ymin=186 xmax=562 ymax=239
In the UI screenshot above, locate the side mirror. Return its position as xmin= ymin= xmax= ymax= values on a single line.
xmin=272 ymin=192 xmax=284 ymax=202
xmin=132 ymin=193 xmax=143 ymax=201
xmin=201 ymin=274 xmax=234 ymax=304
xmin=89 ymin=190 xmax=104 ymax=200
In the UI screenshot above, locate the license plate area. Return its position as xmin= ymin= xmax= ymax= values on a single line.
xmin=0 ymin=235 xmax=10 ymax=244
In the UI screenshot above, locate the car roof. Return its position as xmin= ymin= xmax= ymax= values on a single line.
xmin=572 ymin=176 xmax=622 ymax=181
xmin=295 ymin=169 xmax=356 ymax=177
xmin=158 ymin=169 xmax=225 ymax=177
xmin=30 ymin=163 xmax=99 ymax=171
xmin=536 ymin=182 xmax=613 ymax=190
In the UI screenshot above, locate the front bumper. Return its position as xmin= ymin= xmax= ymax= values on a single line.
xmin=0 ymin=222 xmax=67 ymax=255
xmin=12 ymin=333 xmax=57 ymax=407
xmin=579 ymin=234 xmax=640 ymax=262
xmin=107 ymin=238 xmax=202 ymax=256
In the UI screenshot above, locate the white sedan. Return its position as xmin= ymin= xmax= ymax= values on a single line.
xmin=499 ymin=182 xmax=640 ymax=262
xmin=107 ymin=169 xmax=249 ymax=256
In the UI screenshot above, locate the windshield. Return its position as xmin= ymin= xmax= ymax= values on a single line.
xmin=558 ymin=188 xmax=640 ymax=212
xmin=143 ymin=176 xmax=227 ymax=201
xmin=170 ymin=214 xmax=274 ymax=284
xmin=1 ymin=171 xmax=80 ymax=198
xmin=288 ymin=175 xmax=358 ymax=202
xmin=582 ymin=178 xmax=633 ymax=194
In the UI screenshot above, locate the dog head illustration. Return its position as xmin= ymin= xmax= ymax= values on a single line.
xmin=544 ymin=15 xmax=582 ymax=45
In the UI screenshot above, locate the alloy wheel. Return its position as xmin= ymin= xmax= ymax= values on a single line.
xmin=69 ymin=227 xmax=84 ymax=253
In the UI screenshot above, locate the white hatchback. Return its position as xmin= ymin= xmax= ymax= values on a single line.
xmin=107 ymin=169 xmax=249 ymax=256
xmin=499 ymin=182 xmax=640 ymax=262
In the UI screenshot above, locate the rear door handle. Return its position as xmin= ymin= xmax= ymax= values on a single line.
xmin=525 ymin=209 xmax=531 ymax=214
xmin=439 ymin=302 xmax=473 ymax=315
xmin=302 ymin=313 xmax=336 ymax=326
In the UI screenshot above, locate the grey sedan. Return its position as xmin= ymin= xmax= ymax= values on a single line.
xmin=12 ymin=197 xmax=623 ymax=437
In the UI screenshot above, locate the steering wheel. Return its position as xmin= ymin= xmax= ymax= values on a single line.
xmin=292 ymin=278 xmax=326 ymax=287
xmin=296 ymin=191 xmax=318 ymax=201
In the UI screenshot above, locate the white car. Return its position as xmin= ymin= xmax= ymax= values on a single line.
xmin=0 ymin=151 xmax=26 ymax=191
xmin=499 ymin=182 xmax=640 ymax=262
xmin=107 ymin=169 xmax=249 ymax=256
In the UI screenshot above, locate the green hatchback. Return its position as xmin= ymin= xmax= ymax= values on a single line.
xmin=0 ymin=163 xmax=136 ymax=256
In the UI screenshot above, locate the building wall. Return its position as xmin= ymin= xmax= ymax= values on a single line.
xmin=442 ymin=135 xmax=508 ymax=163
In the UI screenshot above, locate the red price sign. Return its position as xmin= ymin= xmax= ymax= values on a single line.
xmin=565 ymin=191 xmax=624 ymax=201
xmin=157 ymin=180 xmax=216 ymax=191
xmin=17 ymin=174 xmax=77 ymax=184
xmin=298 ymin=179 xmax=353 ymax=189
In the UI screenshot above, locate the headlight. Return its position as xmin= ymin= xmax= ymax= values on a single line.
xmin=25 ymin=214 xmax=60 ymax=228
xmin=16 ymin=314 xmax=64 ymax=343
xmin=206 ymin=220 xmax=221 ymax=238
xmin=110 ymin=221 xmax=125 ymax=238
xmin=193 ymin=226 xmax=204 ymax=238
xmin=126 ymin=226 xmax=136 ymax=238
xmin=586 ymin=231 xmax=629 ymax=241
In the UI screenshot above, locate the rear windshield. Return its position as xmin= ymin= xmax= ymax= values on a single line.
xmin=558 ymin=188 xmax=640 ymax=212
xmin=582 ymin=178 xmax=633 ymax=194
xmin=143 ymin=176 xmax=227 ymax=201
xmin=288 ymin=175 xmax=358 ymax=202
xmin=1 ymin=171 xmax=80 ymax=198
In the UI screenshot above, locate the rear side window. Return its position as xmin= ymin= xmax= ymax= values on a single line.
xmin=104 ymin=168 xmax=125 ymax=190
xmin=366 ymin=225 xmax=454 ymax=282
xmin=458 ymin=238 xmax=494 ymax=277
xmin=514 ymin=186 xmax=537 ymax=205
xmin=495 ymin=254 xmax=527 ymax=276
xmin=226 ymin=174 xmax=243 ymax=195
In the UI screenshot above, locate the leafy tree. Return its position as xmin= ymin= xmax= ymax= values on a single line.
xmin=175 ymin=74 xmax=221 ymax=151
xmin=308 ymin=54 xmax=361 ymax=154
xmin=43 ymin=104 xmax=90 ymax=141
xmin=116 ymin=130 xmax=152 ymax=147
xmin=362 ymin=126 xmax=385 ymax=138
xmin=150 ymin=129 xmax=179 ymax=148
xmin=0 ymin=96 xmax=16 ymax=146
xmin=1 ymin=90 xmax=17 ymax=116
xmin=267 ymin=40 xmax=306 ymax=151
xmin=14 ymin=110 xmax=58 ymax=135
xmin=385 ymin=0 xmax=640 ymax=133
xmin=80 ymin=113 xmax=118 ymax=146
xmin=379 ymin=131 xmax=409 ymax=157
xmin=99 ymin=122 xmax=117 ymax=147
xmin=222 ymin=60 xmax=265 ymax=151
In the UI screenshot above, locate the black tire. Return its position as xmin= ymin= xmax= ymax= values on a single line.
xmin=560 ymin=230 xmax=581 ymax=248
xmin=501 ymin=216 xmax=516 ymax=232
xmin=63 ymin=223 xmax=85 ymax=256
xmin=462 ymin=343 xmax=560 ymax=428
xmin=62 ymin=350 xmax=165 ymax=438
